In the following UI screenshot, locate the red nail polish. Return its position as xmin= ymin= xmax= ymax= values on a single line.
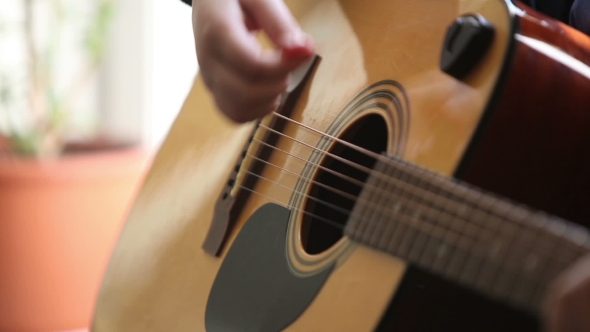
xmin=283 ymin=40 xmax=314 ymax=60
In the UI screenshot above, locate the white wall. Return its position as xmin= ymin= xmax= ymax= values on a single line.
xmin=0 ymin=0 xmax=104 ymax=139
xmin=150 ymin=0 xmax=198 ymax=148
xmin=0 ymin=0 xmax=197 ymax=149
xmin=101 ymin=0 xmax=198 ymax=150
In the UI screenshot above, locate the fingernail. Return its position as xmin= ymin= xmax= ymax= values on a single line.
xmin=284 ymin=31 xmax=306 ymax=48
xmin=283 ymin=33 xmax=314 ymax=58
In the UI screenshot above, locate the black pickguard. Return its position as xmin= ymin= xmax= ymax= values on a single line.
xmin=205 ymin=205 xmax=538 ymax=331
xmin=205 ymin=203 xmax=334 ymax=332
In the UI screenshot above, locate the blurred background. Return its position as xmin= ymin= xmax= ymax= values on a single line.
xmin=0 ymin=0 xmax=197 ymax=331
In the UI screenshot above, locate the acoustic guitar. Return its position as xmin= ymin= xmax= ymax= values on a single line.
xmin=92 ymin=0 xmax=590 ymax=331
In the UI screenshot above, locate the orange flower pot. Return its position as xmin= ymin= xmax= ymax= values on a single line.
xmin=0 ymin=145 xmax=150 ymax=332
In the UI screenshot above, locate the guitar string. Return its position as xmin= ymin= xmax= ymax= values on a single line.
xmin=271 ymin=110 xmax=543 ymax=226
xmin=242 ymin=119 xmax=585 ymax=265
xmin=243 ymin=166 xmax=492 ymax=248
xmin=235 ymin=119 xmax=583 ymax=295
xmin=238 ymin=176 xmax=487 ymax=254
xmin=251 ymin=128 xmax=588 ymax=268
xmin=272 ymin=111 xmax=381 ymax=160
xmin=243 ymin=166 xmax=509 ymax=261
xmin=237 ymin=176 xmax=564 ymax=288
xmin=247 ymin=153 xmax=360 ymax=202
xmin=242 ymin=144 xmax=572 ymax=272
xmin=237 ymin=185 xmax=347 ymax=231
xmin=252 ymin=114 xmax=585 ymax=300
xmin=242 ymin=152 xmax=581 ymax=294
xmin=258 ymin=121 xmax=527 ymax=228
xmin=253 ymin=125 xmax=531 ymax=233
xmin=243 ymin=153 xmax=576 ymax=261
xmin=263 ymin=112 xmax=590 ymax=251
xmin=244 ymin=169 xmax=352 ymax=216
xmin=243 ymin=152 xmax=489 ymax=255
xmin=245 ymin=150 xmax=500 ymax=246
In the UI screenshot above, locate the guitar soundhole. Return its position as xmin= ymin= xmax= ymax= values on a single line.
xmin=301 ymin=114 xmax=389 ymax=254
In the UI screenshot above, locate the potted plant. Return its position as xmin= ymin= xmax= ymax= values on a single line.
xmin=0 ymin=1 xmax=149 ymax=331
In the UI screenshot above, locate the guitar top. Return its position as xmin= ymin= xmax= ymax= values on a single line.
xmin=92 ymin=0 xmax=590 ymax=331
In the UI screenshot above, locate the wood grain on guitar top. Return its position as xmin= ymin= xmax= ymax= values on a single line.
xmin=89 ymin=0 xmax=590 ymax=331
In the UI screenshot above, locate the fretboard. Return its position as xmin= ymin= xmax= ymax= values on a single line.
xmin=345 ymin=153 xmax=590 ymax=314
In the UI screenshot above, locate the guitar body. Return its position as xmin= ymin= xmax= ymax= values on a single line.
xmin=92 ymin=0 xmax=590 ymax=331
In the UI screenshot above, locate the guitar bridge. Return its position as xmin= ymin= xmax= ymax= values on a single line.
xmin=202 ymin=55 xmax=321 ymax=256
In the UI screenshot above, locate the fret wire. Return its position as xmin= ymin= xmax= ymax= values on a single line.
xmin=460 ymin=215 xmax=500 ymax=289
xmin=371 ymin=160 xmax=396 ymax=245
xmin=350 ymin=166 xmax=588 ymax=306
xmin=254 ymin=124 xmax=587 ymax=263
xmin=396 ymin=160 xmax=430 ymax=259
xmin=256 ymin=134 xmax=584 ymax=260
xmin=356 ymin=196 xmax=584 ymax=316
xmin=526 ymin=215 xmax=570 ymax=310
xmin=449 ymin=224 xmax=477 ymax=280
xmin=376 ymin=165 xmax=497 ymax=239
xmin=511 ymin=233 xmax=545 ymax=308
xmin=472 ymin=257 xmax=502 ymax=301
xmin=475 ymin=203 xmax=522 ymax=300
xmin=247 ymin=138 xmax=491 ymax=245
xmin=385 ymin=156 xmax=515 ymax=226
xmin=250 ymin=136 xmax=499 ymax=249
xmin=374 ymin=188 xmax=560 ymax=282
xmin=356 ymin=172 xmax=580 ymax=284
xmin=440 ymin=180 xmax=487 ymax=282
xmin=374 ymin=158 xmax=401 ymax=249
xmin=430 ymin=182 xmax=460 ymax=273
xmin=492 ymin=223 xmax=528 ymax=304
xmin=434 ymin=176 xmax=582 ymax=290
xmin=393 ymin=211 xmax=545 ymax=301
xmin=366 ymin=187 xmax=508 ymax=264
xmin=362 ymin=160 xmax=390 ymax=246
xmin=243 ymin=166 xmax=494 ymax=260
xmin=346 ymin=182 xmax=485 ymax=255
xmin=386 ymin=155 xmax=413 ymax=251
xmin=472 ymin=200 xmax=506 ymax=292
xmin=246 ymin=129 xmax=590 ymax=310
xmin=398 ymin=220 xmax=420 ymax=259
xmin=383 ymin=160 xmax=413 ymax=255
xmin=242 ymin=130 xmax=590 ymax=317
xmin=420 ymin=175 xmax=448 ymax=265
xmin=261 ymin=123 xmax=529 ymax=230
xmin=536 ymin=215 xmax=587 ymax=280
xmin=244 ymin=164 xmax=509 ymax=262
xmin=413 ymin=163 xmax=450 ymax=268
xmin=482 ymin=200 xmax=532 ymax=303
xmin=396 ymin=169 xmax=440 ymax=254
xmin=555 ymin=227 xmax=588 ymax=264
xmin=385 ymin=160 xmax=514 ymax=239
xmin=376 ymin=158 xmax=402 ymax=247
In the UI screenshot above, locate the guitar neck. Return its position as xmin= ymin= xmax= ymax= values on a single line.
xmin=345 ymin=153 xmax=590 ymax=315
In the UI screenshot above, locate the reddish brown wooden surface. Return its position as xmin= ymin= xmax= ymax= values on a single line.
xmin=515 ymin=1 xmax=590 ymax=65
xmin=458 ymin=4 xmax=590 ymax=227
